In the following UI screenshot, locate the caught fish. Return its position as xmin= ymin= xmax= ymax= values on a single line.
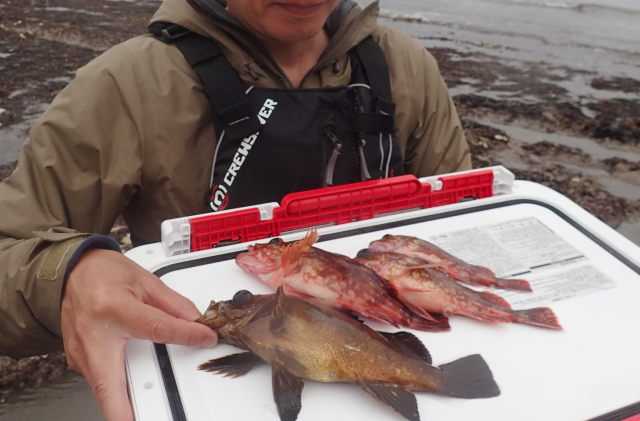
xmin=236 ymin=230 xmax=449 ymax=332
xmin=368 ymin=235 xmax=532 ymax=292
xmin=356 ymin=250 xmax=562 ymax=330
xmin=197 ymin=287 xmax=501 ymax=421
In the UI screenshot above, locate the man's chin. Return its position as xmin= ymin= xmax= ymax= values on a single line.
xmin=264 ymin=25 xmax=324 ymax=44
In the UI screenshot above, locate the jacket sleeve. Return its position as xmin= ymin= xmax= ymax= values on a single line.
xmin=0 ymin=43 xmax=145 ymax=359
xmin=378 ymin=28 xmax=472 ymax=177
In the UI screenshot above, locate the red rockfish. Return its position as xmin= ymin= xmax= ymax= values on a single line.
xmin=356 ymin=250 xmax=562 ymax=330
xmin=236 ymin=231 xmax=449 ymax=332
xmin=368 ymin=235 xmax=532 ymax=292
xmin=197 ymin=287 xmax=500 ymax=421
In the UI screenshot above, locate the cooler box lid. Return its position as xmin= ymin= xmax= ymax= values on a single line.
xmin=124 ymin=166 xmax=640 ymax=421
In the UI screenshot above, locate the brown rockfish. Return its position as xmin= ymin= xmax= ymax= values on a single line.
xmin=196 ymin=287 xmax=500 ymax=421
xmin=368 ymin=235 xmax=532 ymax=292
xmin=236 ymin=230 xmax=449 ymax=332
xmin=356 ymin=250 xmax=562 ymax=330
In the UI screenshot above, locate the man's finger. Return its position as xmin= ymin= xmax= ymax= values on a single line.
xmin=85 ymin=339 xmax=134 ymax=421
xmin=143 ymin=277 xmax=204 ymax=321
xmin=122 ymin=296 xmax=217 ymax=348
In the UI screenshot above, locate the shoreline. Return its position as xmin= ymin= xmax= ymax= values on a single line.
xmin=1 ymin=0 xmax=639 ymax=413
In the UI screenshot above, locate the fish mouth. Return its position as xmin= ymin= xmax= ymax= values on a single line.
xmin=368 ymin=241 xmax=395 ymax=252
xmin=196 ymin=301 xmax=229 ymax=329
xmin=236 ymin=254 xmax=282 ymax=278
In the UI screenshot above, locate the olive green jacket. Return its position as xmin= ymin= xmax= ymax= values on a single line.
xmin=0 ymin=0 xmax=470 ymax=358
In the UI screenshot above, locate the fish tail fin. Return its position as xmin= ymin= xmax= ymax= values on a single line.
xmin=495 ymin=278 xmax=532 ymax=292
xmin=281 ymin=229 xmax=319 ymax=268
xmin=436 ymin=354 xmax=500 ymax=399
xmin=513 ymin=307 xmax=562 ymax=330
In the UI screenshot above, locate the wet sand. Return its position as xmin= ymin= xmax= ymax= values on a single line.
xmin=1 ymin=0 xmax=639 ymax=419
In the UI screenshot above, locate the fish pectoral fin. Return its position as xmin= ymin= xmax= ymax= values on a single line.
xmin=357 ymin=379 xmax=420 ymax=421
xmin=400 ymin=300 xmax=440 ymax=323
xmin=377 ymin=331 xmax=432 ymax=365
xmin=197 ymin=352 xmax=263 ymax=378
xmin=275 ymin=349 xmax=308 ymax=377
xmin=272 ymin=361 xmax=305 ymax=421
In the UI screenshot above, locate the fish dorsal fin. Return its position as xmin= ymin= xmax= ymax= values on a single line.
xmin=472 ymin=264 xmax=496 ymax=277
xmin=476 ymin=291 xmax=511 ymax=309
xmin=272 ymin=360 xmax=305 ymax=421
xmin=357 ymin=379 xmax=420 ymax=421
xmin=281 ymin=229 xmax=319 ymax=270
xmin=197 ymin=352 xmax=263 ymax=377
xmin=378 ymin=331 xmax=432 ymax=365
xmin=270 ymin=285 xmax=289 ymax=334
xmin=405 ymin=263 xmax=451 ymax=271
xmin=250 ymin=293 xmax=279 ymax=323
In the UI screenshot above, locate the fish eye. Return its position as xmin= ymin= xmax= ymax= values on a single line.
xmin=269 ymin=238 xmax=283 ymax=244
xmin=232 ymin=290 xmax=253 ymax=304
xmin=383 ymin=234 xmax=393 ymax=238
xmin=357 ymin=249 xmax=373 ymax=258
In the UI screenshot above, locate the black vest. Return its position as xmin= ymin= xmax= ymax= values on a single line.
xmin=154 ymin=24 xmax=405 ymax=211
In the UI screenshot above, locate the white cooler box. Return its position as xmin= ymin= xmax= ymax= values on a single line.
xmin=124 ymin=166 xmax=640 ymax=421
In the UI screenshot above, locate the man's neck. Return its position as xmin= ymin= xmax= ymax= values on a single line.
xmin=259 ymin=30 xmax=330 ymax=88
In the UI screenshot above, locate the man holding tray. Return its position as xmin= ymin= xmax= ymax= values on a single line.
xmin=0 ymin=0 xmax=471 ymax=420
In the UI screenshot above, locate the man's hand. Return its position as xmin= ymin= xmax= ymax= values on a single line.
xmin=61 ymin=248 xmax=218 ymax=421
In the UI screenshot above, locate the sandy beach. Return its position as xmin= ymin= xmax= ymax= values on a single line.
xmin=1 ymin=0 xmax=639 ymax=419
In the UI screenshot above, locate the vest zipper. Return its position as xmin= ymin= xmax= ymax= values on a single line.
xmin=324 ymin=128 xmax=342 ymax=187
xmin=352 ymin=88 xmax=372 ymax=182
xmin=358 ymin=138 xmax=372 ymax=181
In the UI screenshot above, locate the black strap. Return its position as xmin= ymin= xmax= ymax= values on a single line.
xmin=349 ymin=36 xmax=396 ymax=134
xmin=153 ymin=24 xmax=262 ymax=141
xmin=351 ymin=36 xmax=393 ymax=102
xmin=352 ymin=113 xmax=395 ymax=134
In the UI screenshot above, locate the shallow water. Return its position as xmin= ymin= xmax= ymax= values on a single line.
xmin=0 ymin=104 xmax=48 ymax=166
xmin=367 ymin=0 xmax=640 ymax=78
xmin=0 ymin=371 xmax=104 ymax=421
xmin=479 ymin=120 xmax=640 ymax=162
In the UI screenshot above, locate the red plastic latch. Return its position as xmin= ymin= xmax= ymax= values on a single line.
xmin=189 ymin=171 xmax=494 ymax=252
